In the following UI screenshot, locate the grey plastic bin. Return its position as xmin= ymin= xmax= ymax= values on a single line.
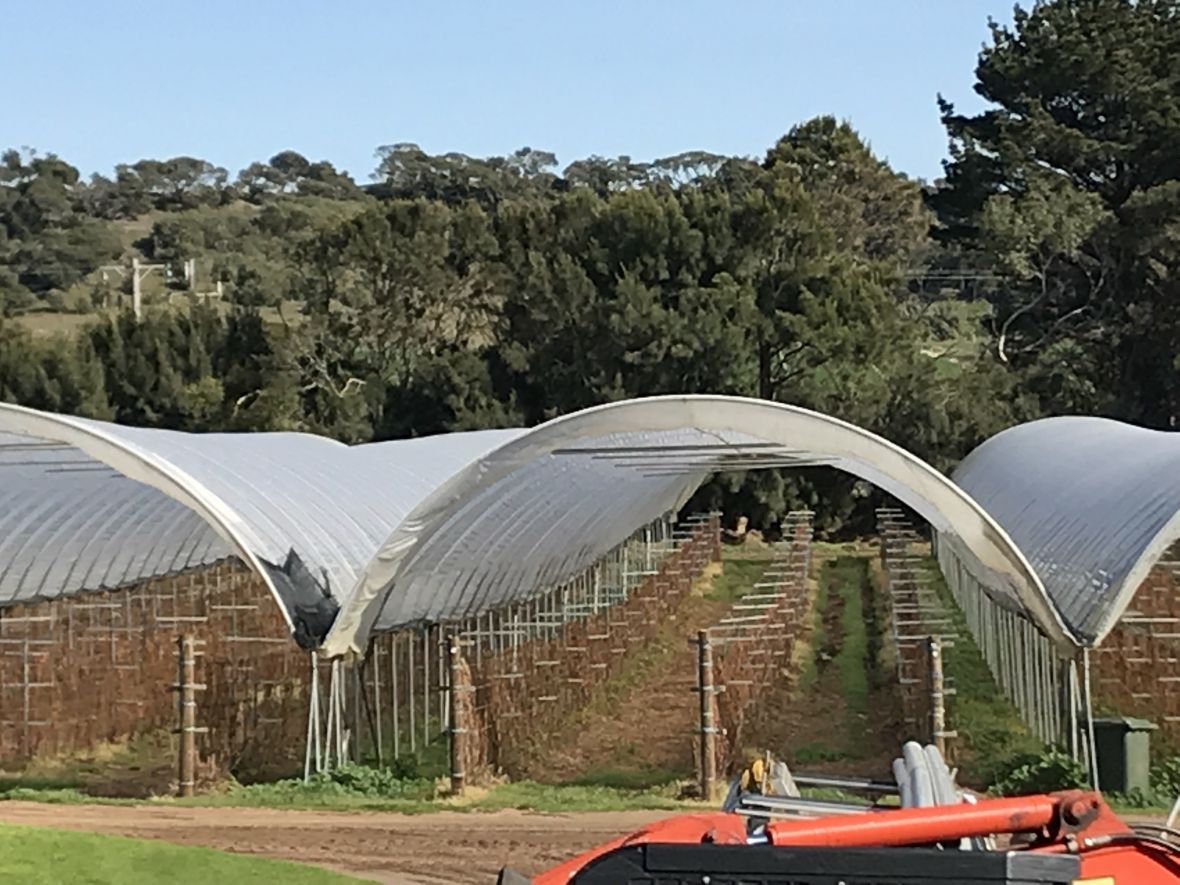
xmin=1093 ymin=716 xmax=1157 ymax=794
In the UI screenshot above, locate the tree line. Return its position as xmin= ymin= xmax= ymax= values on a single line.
xmin=2 ymin=0 xmax=1178 ymax=529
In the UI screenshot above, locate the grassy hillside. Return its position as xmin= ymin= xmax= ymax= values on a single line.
xmin=11 ymin=195 xmax=370 ymax=326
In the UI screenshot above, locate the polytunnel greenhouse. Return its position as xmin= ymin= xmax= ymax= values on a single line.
xmin=937 ymin=416 xmax=1180 ymax=778
xmin=0 ymin=396 xmax=1056 ymax=648
xmin=0 ymin=394 xmax=1078 ymax=780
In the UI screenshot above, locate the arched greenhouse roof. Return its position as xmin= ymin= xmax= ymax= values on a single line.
xmin=953 ymin=415 xmax=1180 ymax=646
xmin=0 ymin=396 xmax=1069 ymax=656
xmin=323 ymin=396 xmax=1068 ymax=655
xmin=0 ymin=403 xmax=518 ymax=647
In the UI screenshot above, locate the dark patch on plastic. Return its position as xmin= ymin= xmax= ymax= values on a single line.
xmin=262 ymin=550 xmax=340 ymax=649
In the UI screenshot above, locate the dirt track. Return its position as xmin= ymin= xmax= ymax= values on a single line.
xmin=0 ymin=801 xmax=667 ymax=884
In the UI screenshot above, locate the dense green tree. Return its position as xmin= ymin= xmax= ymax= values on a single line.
xmin=372 ymin=144 xmax=557 ymax=207
xmin=0 ymin=320 xmax=110 ymax=416
xmin=237 ymin=151 xmax=362 ymax=202
xmin=0 ymin=149 xmax=122 ymax=306
xmin=282 ymin=199 xmax=503 ymax=438
xmin=14 ymin=7 xmax=1180 ymax=531
xmin=931 ymin=0 xmax=1180 ymax=424
xmin=767 ymin=117 xmax=929 ymax=269
xmin=116 ymin=157 xmax=230 ymax=212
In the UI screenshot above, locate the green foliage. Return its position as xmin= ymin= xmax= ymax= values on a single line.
xmin=833 ymin=558 xmax=870 ymax=713
xmin=0 ymin=320 xmax=111 ymax=417
xmin=237 ymin=151 xmax=362 ymax=203
xmin=1108 ymin=787 xmax=1156 ymax=809
xmin=295 ymin=764 xmax=438 ymax=802
xmin=991 ymin=749 xmax=1089 ymax=796
xmin=798 ymin=558 xmax=828 ymax=694
xmin=469 ymin=780 xmax=683 ymax=813
xmin=1151 ymin=755 xmax=1180 ymax=801
xmin=931 ymin=0 xmax=1180 ymax=426
xmin=0 ymin=786 xmax=94 ymax=804
xmin=705 ymin=551 xmax=777 ymax=602
xmin=792 ymin=743 xmax=858 ymax=765
xmin=0 ymin=823 xmax=364 ymax=884
xmin=0 ymin=777 xmax=689 ymax=814
xmin=917 ymin=556 xmax=1045 ymax=788
xmin=0 ymin=150 xmax=123 ymax=308
xmin=7 ymin=8 xmax=1180 ymax=526
xmin=568 ymin=766 xmax=682 ymax=790
xmin=189 ymin=763 xmax=682 ymax=813
xmin=229 ymin=764 xmax=436 ymax=803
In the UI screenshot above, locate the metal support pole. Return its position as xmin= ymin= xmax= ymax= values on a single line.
xmin=1068 ymin=658 xmax=1080 ymax=761
xmin=313 ymin=652 xmax=323 ymax=773
xmin=1167 ymin=793 xmax=1180 ymax=830
xmin=352 ymin=660 xmax=362 ymax=763
xmin=304 ymin=652 xmax=320 ymax=780
xmin=448 ymin=634 xmax=465 ymax=795
xmin=331 ymin=659 xmax=344 ymax=767
xmin=697 ymin=630 xmax=716 ymax=800
xmin=322 ymin=661 xmax=336 ymax=769
xmin=131 ymin=257 xmax=143 ymax=320
xmin=372 ymin=644 xmax=383 ymax=767
xmin=1083 ymin=647 xmax=1100 ymax=790
xmin=928 ymin=636 xmax=946 ymax=756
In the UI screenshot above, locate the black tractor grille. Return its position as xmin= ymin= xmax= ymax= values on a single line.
xmin=569 ymin=843 xmax=1080 ymax=885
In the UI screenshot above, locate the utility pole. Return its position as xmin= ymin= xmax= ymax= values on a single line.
xmin=130 ymin=257 xmax=166 ymax=320
xmin=101 ymin=258 xmax=166 ymax=320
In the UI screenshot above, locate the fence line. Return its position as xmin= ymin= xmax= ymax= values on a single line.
xmin=696 ymin=511 xmax=815 ymax=791
xmin=0 ymin=559 xmax=307 ymax=782
xmin=451 ymin=514 xmax=722 ymax=782
xmin=876 ymin=508 xmax=959 ymax=747
xmin=0 ymin=513 xmax=725 ymax=791
xmin=309 ymin=514 xmax=723 ymax=782
xmin=934 ymin=528 xmax=1071 ymax=750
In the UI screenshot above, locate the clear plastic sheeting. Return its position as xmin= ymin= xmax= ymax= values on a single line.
xmin=0 ymin=396 xmax=1065 ymax=658
xmin=324 ymin=396 xmax=1064 ymax=656
xmin=0 ymin=404 xmax=519 ymax=646
xmin=0 ymin=434 xmax=229 ymax=602
xmin=952 ymin=416 xmax=1180 ymax=645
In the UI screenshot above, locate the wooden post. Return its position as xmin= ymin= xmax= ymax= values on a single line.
xmin=928 ymin=636 xmax=946 ymax=756
xmin=372 ymin=644 xmax=384 ymax=767
xmin=391 ymin=633 xmax=400 ymax=760
xmin=408 ymin=631 xmax=416 ymax=754
xmin=448 ymin=635 xmax=466 ymax=796
xmin=422 ymin=627 xmax=430 ymax=749
xmin=697 ymin=630 xmax=717 ymax=800
xmin=176 ymin=634 xmax=197 ymax=797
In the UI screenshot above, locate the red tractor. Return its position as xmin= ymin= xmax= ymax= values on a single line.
xmin=500 ymin=745 xmax=1180 ymax=884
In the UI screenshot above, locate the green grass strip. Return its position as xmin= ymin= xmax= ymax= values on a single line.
xmin=0 ymin=822 xmax=364 ymax=884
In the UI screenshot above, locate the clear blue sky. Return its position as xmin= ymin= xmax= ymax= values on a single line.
xmin=3 ymin=0 xmax=1012 ymax=183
